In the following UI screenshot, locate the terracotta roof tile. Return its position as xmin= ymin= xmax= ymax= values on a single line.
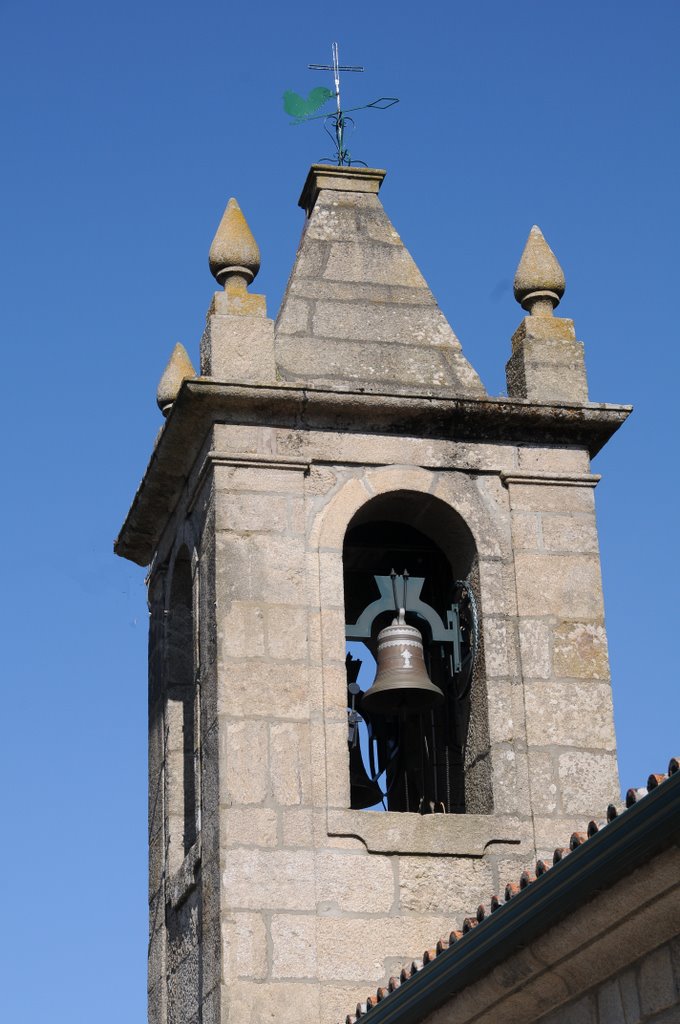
xmin=339 ymin=755 xmax=680 ymax=1024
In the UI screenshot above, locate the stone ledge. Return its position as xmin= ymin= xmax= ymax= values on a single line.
xmin=299 ymin=165 xmax=386 ymax=215
xmin=327 ymin=809 xmax=522 ymax=857
xmin=501 ymin=470 xmax=601 ymax=488
xmin=115 ymin=380 xmax=631 ymax=566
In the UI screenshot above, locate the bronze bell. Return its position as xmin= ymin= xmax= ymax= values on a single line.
xmin=361 ymin=611 xmax=445 ymax=716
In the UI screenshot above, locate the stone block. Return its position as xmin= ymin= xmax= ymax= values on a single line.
xmin=618 ymin=967 xmax=642 ymax=1024
xmin=201 ymin=313 xmax=276 ymax=383
xmin=514 ymin=553 xmax=604 ymax=619
xmin=313 ymin=475 xmax=370 ymax=550
xmin=270 ymin=722 xmax=312 ymax=806
xmin=290 ymin=277 xmax=431 ymax=305
xmin=219 ymin=602 xmax=266 ymax=659
xmin=220 ymin=720 xmax=269 ymax=805
xmin=398 ymin=854 xmax=494 ymax=915
xmin=316 ymin=850 xmax=395 ymax=913
xmin=639 ymin=944 xmax=677 ymax=1017
xmin=512 ymin=316 xmax=576 ymax=346
xmin=266 ymin=605 xmax=309 ymax=660
xmin=518 ymin=619 xmax=552 ymax=679
xmin=322 ymin=717 xmax=352 ymax=809
xmin=432 ymin=477 xmax=507 ymax=560
xmin=215 ymin=464 xmax=306 ymax=496
xmin=364 ymin=463 xmax=435 ymax=498
xmin=541 ymin=514 xmax=599 ymax=553
xmin=305 ymin=200 xmax=358 ymax=241
xmin=289 ymin=497 xmax=306 ymax=535
xmin=213 ymin=423 xmax=273 ymax=456
xmin=277 ymin=295 xmax=310 ymax=333
xmin=558 ymin=750 xmax=619 ymax=815
xmin=316 ymin=551 xmax=345 ymax=608
xmin=221 ymin=912 xmax=268 ymax=981
xmin=305 ymin=464 xmax=339 ymax=501
xmin=215 ymin=533 xmax=307 ymax=604
xmin=539 ymin=993 xmax=597 ymax=1024
xmin=524 ymin=680 xmax=616 ymax=749
xmin=491 ymin=746 xmax=532 ymax=816
xmin=314 ymin=916 xmax=455 ymax=982
xmin=220 ymin=808 xmax=278 ymax=848
xmin=227 ymin=980 xmax=321 ymax=1024
xmin=281 ymin=807 xmax=314 ymax=847
xmin=320 ymin=985 xmax=383 ymax=1024
xmin=526 ymin=750 xmax=559 ymax=814
xmin=490 ymin=843 xmax=539 ymax=897
xmin=222 ymin=849 xmax=315 ymax=911
xmin=320 ymin=609 xmax=347 ymax=675
xmin=327 ymin=808 xmax=521 ymax=856
xmin=323 ymin=241 xmax=428 ymax=289
xmin=166 ymin=941 xmax=200 ymax=1022
xmin=478 ymin=559 xmax=512 ymax=615
xmin=506 ymin=331 xmax=588 ymax=404
xmin=597 ymin=978 xmax=626 ymax=1023
xmin=511 ymin=511 xmax=541 ymax=550
xmin=312 ymin=300 xmax=456 ymax=347
xmin=483 ymin=618 xmax=511 ymax=677
xmin=552 ymin=621 xmax=610 ymax=679
xmin=276 ymin=335 xmax=458 ymax=390
xmin=486 ymin=680 xmax=518 ymax=744
xmin=271 ymin=915 xmax=317 ymax=978
xmin=531 ymin=816 xmax=594 ymax=862
xmin=508 ymin=482 xmax=595 ymax=514
xmin=216 ymin=659 xmax=312 ymax=719
xmin=517 ymin=445 xmax=590 ymax=474
xmin=215 ymin=493 xmax=290 ymax=534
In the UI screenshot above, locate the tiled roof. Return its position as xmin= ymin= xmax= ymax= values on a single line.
xmin=342 ymin=756 xmax=680 ymax=1024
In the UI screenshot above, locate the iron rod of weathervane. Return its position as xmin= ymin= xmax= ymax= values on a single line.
xmin=403 ymin=569 xmax=409 ymax=611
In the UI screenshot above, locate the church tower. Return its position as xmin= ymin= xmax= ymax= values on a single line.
xmin=115 ymin=166 xmax=630 ymax=1024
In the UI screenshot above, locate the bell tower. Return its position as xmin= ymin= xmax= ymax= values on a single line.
xmin=116 ymin=166 xmax=630 ymax=1024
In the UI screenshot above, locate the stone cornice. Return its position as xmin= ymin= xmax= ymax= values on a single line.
xmin=114 ymin=378 xmax=631 ymax=566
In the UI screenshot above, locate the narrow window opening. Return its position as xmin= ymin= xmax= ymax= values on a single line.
xmin=165 ymin=550 xmax=198 ymax=872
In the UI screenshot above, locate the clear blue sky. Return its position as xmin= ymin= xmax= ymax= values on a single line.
xmin=1 ymin=1 xmax=677 ymax=1020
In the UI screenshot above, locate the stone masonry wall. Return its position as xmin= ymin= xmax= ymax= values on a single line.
xmin=203 ymin=418 xmax=619 ymax=1024
xmin=537 ymin=937 xmax=680 ymax=1024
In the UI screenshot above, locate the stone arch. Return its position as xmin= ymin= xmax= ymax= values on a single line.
xmin=340 ymin=487 xmax=493 ymax=815
xmin=314 ymin=465 xmax=505 ymax=563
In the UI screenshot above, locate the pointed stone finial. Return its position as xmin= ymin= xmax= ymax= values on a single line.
xmin=156 ymin=343 xmax=196 ymax=417
xmin=209 ymin=198 xmax=260 ymax=289
xmin=514 ymin=225 xmax=565 ymax=316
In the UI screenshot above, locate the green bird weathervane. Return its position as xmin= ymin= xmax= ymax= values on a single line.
xmin=283 ymin=42 xmax=398 ymax=166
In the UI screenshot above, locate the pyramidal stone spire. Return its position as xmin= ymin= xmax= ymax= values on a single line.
xmin=513 ymin=225 xmax=565 ymax=316
xmin=156 ymin=342 xmax=196 ymax=416
xmin=274 ymin=166 xmax=486 ymax=397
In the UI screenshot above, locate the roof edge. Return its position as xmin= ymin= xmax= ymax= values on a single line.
xmin=354 ymin=771 xmax=680 ymax=1024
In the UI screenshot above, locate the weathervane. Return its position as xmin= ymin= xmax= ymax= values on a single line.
xmin=283 ymin=42 xmax=398 ymax=167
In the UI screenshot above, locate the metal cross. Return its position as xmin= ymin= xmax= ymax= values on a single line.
xmin=309 ymin=42 xmax=363 ymax=118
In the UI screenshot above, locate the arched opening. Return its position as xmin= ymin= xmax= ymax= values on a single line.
xmin=165 ymin=548 xmax=199 ymax=872
xmin=343 ymin=491 xmax=490 ymax=815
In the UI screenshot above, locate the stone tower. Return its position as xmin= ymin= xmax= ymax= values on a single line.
xmin=115 ymin=166 xmax=630 ymax=1024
